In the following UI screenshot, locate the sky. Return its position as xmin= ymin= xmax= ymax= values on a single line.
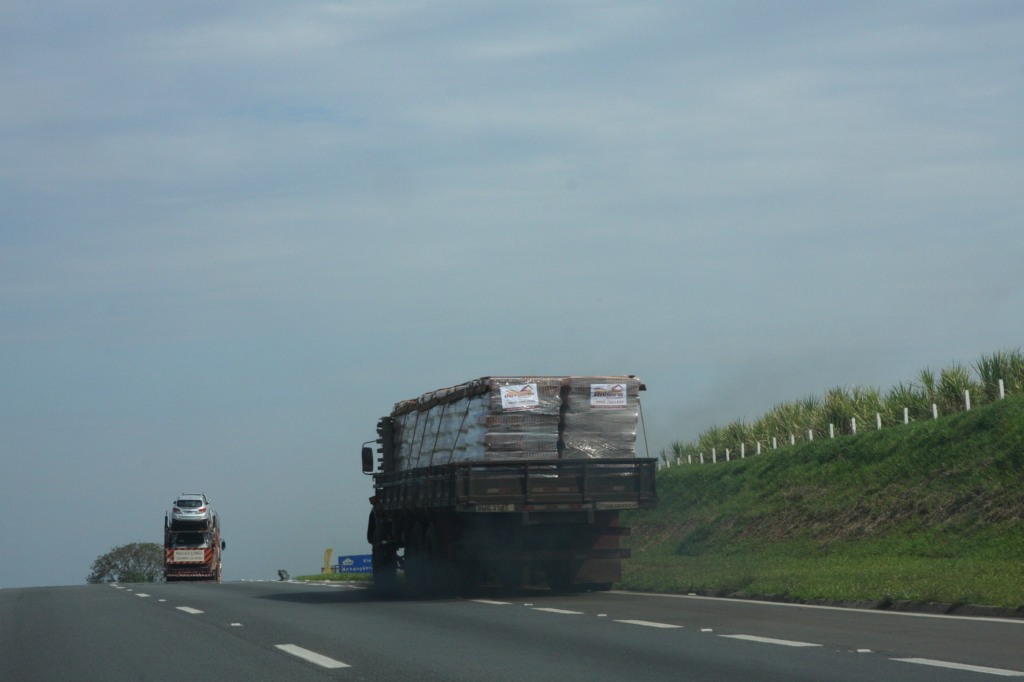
xmin=2 ymin=1 xmax=1022 ymax=589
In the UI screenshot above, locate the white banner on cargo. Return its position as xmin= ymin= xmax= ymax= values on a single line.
xmin=590 ymin=383 xmax=628 ymax=408
xmin=500 ymin=384 xmax=540 ymax=411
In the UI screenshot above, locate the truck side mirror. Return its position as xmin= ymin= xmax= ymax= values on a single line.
xmin=361 ymin=446 xmax=374 ymax=473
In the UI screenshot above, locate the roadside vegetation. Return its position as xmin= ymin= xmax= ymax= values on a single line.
xmin=622 ymin=354 xmax=1024 ymax=611
xmin=668 ymin=349 xmax=1024 ymax=462
xmin=297 ymin=572 xmax=372 ymax=582
xmin=87 ymin=542 xmax=164 ymax=583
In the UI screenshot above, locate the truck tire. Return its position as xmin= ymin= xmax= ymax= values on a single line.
xmin=423 ymin=524 xmax=442 ymax=595
xmin=454 ymin=558 xmax=480 ymax=595
xmin=404 ymin=523 xmax=427 ymax=595
xmin=544 ymin=561 xmax=576 ymax=593
xmin=372 ymin=521 xmax=398 ymax=592
xmin=424 ymin=523 xmax=459 ymax=596
xmin=497 ymin=564 xmax=523 ymax=589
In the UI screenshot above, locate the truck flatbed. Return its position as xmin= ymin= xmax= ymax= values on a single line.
xmin=373 ymin=457 xmax=657 ymax=513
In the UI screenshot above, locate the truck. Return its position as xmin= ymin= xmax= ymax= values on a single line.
xmin=163 ymin=504 xmax=225 ymax=582
xmin=361 ymin=376 xmax=657 ymax=594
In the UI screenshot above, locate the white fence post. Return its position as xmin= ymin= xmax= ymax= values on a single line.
xmin=876 ymin=412 xmax=882 ymax=430
xmin=741 ymin=442 xmax=746 ymax=459
xmin=688 ymin=454 xmax=692 ymax=465
xmin=932 ymin=403 xmax=938 ymax=419
xmin=851 ymin=417 xmax=857 ymax=435
xmin=808 ymin=429 xmax=814 ymax=441
xmin=999 ymin=379 xmax=1005 ymax=399
xmin=757 ymin=441 xmax=762 ymax=455
xmin=700 ymin=453 xmax=704 ymax=464
xmin=829 ymin=423 xmax=835 ymax=439
xmin=772 ymin=437 xmax=777 ymax=450
xmin=903 ymin=407 xmax=909 ymax=424
xmin=965 ymin=390 xmax=971 ymax=411
xmin=712 ymin=448 xmax=717 ymax=464
xmin=725 ymin=448 xmax=730 ymax=462
xmin=790 ymin=433 xmax=795 ymax=445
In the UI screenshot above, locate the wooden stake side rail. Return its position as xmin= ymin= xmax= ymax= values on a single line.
xmin=373 ymin=458 xmax=657 ymax=513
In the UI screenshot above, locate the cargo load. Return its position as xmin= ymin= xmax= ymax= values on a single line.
xmin=387 ymin=376 xmax=642 ymax=470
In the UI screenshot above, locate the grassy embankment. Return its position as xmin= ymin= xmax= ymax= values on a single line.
xmin=621 ymin=394 xmax=1024 ymax=610
xmin=296 ymin=573 xmax=371 ymax=582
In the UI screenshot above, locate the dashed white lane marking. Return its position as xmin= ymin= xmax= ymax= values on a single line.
xmin=893 ymin=658 xmax=1024 ymax=677
xmin=275 ymin=644 xmax=350 ymax=669
xmin=483 ymin=595 xmax=1022 ymax=675
xmin=615 ymin=619 xmax=682 ymax=629
xmin=176 ymin=606 xmax=204 ymax=615
xmin=721 ymin=634 xmax=822 ymax=648
xmin=533 ymin=607 xmax=584 ymax=615
xmin=135 ymin=593 xmax=150 ymax=598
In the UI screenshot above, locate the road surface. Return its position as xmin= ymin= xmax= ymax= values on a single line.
xmin=2 ymin=581 xmax=1021 ymax=681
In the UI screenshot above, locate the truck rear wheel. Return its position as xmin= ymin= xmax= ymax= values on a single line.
xmin=544 ymin=561 xmax=578 ymax=593
xmin=497 ymin=564 xmax=523 ymax=589
xmin=425 ymin=523 xmax=461 ymax=596
xmin=372 ymin=521 xmax=398 ymax=592
xmin=404 ymin=523 xmax=427 ymax=595
xmin=423 ymin=524 xmax=443 ymax=595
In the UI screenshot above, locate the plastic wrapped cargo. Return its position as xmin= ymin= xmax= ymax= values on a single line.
xmin=560 ymin=376 xmax=641 ymax=459
xmin=388 ymin=376 xmax=643 ymax=471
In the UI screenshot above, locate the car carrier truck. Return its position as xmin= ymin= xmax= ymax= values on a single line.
xmin=163 ymin=509 xmax=225 ymax=582
xmin=361 ymin=376 xmax=656 ymax=594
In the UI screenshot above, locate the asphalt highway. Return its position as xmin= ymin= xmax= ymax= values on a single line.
xmin=2 ymin=581 xmax=1021 ymax=681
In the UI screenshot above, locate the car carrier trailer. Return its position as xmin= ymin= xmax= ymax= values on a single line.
xmin=163 ymin=513 xmax=225 ymax=582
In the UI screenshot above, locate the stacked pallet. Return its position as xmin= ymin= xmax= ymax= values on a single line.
xmin=560 ymin=377 xmax=642 ymax=459
xmin=389 ymin=376 xmax=642 ymax=471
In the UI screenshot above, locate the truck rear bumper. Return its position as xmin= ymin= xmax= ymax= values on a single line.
xmin=165 ymin=567 xmax=217 ymax=579
xmin=459 ymin=547 xmax=629 ymax=562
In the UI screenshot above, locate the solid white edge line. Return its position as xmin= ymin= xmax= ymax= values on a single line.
xmin=892 ymin=658 xmax=1024 ymax=677
xmin=721 ymin=634 xmax=822 ymax=648
xmin=176 ymin=606 xmax=204 ymax=615
xmin=275 ymin=644 xmax=350 ymax=669
xmin=615 ymin=619 xmax=682 ymax=629
xmin=610 ymin=590 xmax=1024 ymax=625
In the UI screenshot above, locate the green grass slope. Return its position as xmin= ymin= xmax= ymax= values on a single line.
xmin=622 ymin=394 xmax=1024 ymax=611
